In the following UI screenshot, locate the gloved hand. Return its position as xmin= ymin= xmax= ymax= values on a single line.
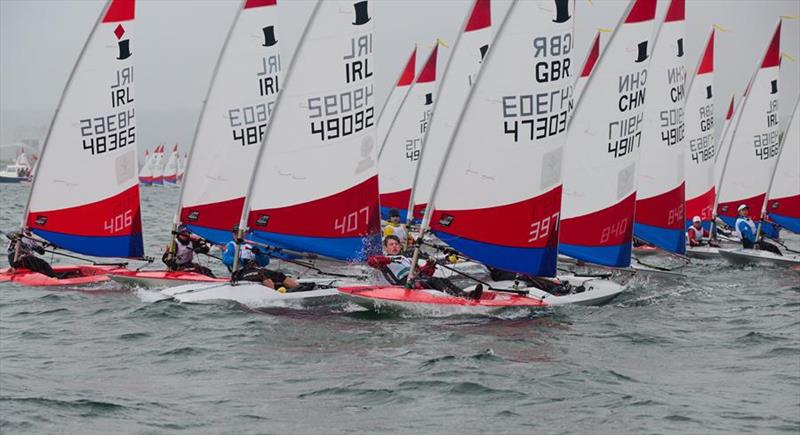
xmin=418 ymin=259 xmax=437 ymax=277
xmin=367 ymin=255 xmax=392 ymax=269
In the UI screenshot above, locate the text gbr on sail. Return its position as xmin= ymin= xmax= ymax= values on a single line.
xmin=502 ymin=33 xmax=573 ymax=142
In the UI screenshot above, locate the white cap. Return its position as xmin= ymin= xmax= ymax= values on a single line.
xmin=692 ymin=216 xmax=702 ymax=223
xmin=737 ymin=204 xmax=748 ymax=212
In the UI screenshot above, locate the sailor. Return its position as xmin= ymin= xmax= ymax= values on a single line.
xmin=221 ymin=225 xmax=270 ymax=271
xmin=5 ymin=229 xmax=56 ymax=277
xmin=735 ymin=204 xmax=782 ymax=255
xmin=162 ymin=225 xmax=215 ymax=277
xmin=224 ymin=226 xmax=311 ymax=292
xmin=735 ymin=205 xmax=758 ymax=249
xmin=368 ymin=235 xmax=482 ymax=300
xmin=383 ymin=209 xmax=410 ymax=248
xmin=687 ymin=216 xmax=712 ymax=247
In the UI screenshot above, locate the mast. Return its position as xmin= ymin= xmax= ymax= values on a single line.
xmin=232 ymin=0 xmax=324 ymax=273
xmin=21 ymin=0 xmax=112 ymax=228
xmin=170 ymin=0 xmax=246 ymax=243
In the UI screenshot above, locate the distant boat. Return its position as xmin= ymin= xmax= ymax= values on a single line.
xmin=138 ymin=147 xmax=154 ymax=185
xmin=163 ymin=144 xmax=180 ymax=185
xmin=0 ymin=149 xmax=33 ymax=183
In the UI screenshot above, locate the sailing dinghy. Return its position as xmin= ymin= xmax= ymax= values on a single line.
xmin=683 ymin=28 xmax=723 ymax=259
xmin=378 ymin=43 xmax=440 ymax=222
xmin=138 ymin=148 xmax=154 ymax=185
xmin=719 ymin=96 xmax=800 ymax=267
xmin=111 ymin=0 xmax=285 ymax=288
xmin=163 ymin=144 xmax=180 ymax=184
xmin=341 ymin=0 xmax=624 ymax=313
xmin=409 ymin=0 xmax=492 ymax=224
xmin=160 ymin=0 xmax=379 ymax=305
xmin=2 ymin=0 xmax=143 ymax=286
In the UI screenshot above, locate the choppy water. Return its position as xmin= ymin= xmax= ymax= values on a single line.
xmin=1 ymin=183 xmax=799 ymax=434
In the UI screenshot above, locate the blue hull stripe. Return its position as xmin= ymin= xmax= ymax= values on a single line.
xmin=634 ymin=223 xmax=686 ymax=254
xmin=559 ymin=242 xmax=632 ymax=268
xmin=250 ymin=231 xmax=381 ymax=262
xmin=433 ymin=231 xmax=557 ymax=277
xmin=767 ymin=214 xmax=800 ymax=234
xmin=33 ymin=229 xmax=144 ymax=258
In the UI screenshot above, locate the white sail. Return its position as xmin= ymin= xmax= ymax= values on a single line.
xmin=573 ymin=30 xmax=602 ymax=110
xmin=559 ymin=0 xmax=658 ymax=267
xmin=377 ymin=46 xmax=416 ymax=156
xmin=23 ymin=0 xmax=143 ymax=258
xmin=684 ymin=28 xmax=716 ymax=226
xmin=241 ymin=0 xmax=380 ymax=261
xmin=409 ymin=0 xmax=492 ymax=223
xmin=424 ymin=0 xmax=574 ymax=276
xmin=163 ymin=144 xmax=179 ymax=184
xmin=138 ymin=148 xmax=153 ymax=185
xmin=766 ymin=97 xmax=800 ymax=233
xmin=378 ymin=43 xmax=440 ymax=222
xmin=151 ymin=144 xmax=165 ymax=185
xmin=715 ymin=22 xmax=781 ymax=230
xmin=176 ymin=0 xmax=282 ymax=244
xmin=633 ymin=0 xmax=687 ymax=254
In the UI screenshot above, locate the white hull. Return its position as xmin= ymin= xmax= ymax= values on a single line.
xmin=339 ymin=290 xmax=530 ymax=317
xmin=485 ymin=276 xmax=625 ymax=306
xmin=685 ymin=245 xmax=721 ymax=260
xmin=159 ymin=278 xmax=347 ymax=308
xmin=110 ymin=274 xmax=223 ymax=288
xmin=718 ymin=249 xmax=800 ymax=267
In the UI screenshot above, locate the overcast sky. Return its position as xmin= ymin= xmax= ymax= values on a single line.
xmin=1 ymin=0 xmax=798 ymax=159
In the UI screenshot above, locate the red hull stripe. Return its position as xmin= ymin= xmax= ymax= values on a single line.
xmin=685 ymin=186 xmax=716 ymax=222
xmin=625 ymin=0 xmax=657 ymax=23
xmin=560 ymin=193 xmax=636 ymax=247
xmin=248 ymin=176 xmax=380 ymax=238
xmin=664 ymin=0 xmax=685 ymax=22
xmin=244 ymin=0 xmax=277 ymax=9
xmin=430 ymin=187 xmax=562 ymax=249
xmin=416 ymin=45 xmax=438 ymax=84
xmin=697 ymin=30 xmax=714 ymax=75
xmin=717 ymin=192 xmax=766 ymax=219
xmin=761 ymin=22 xmax=781 ymax=68
xmin=465 ymin=0 xmax=491 ymax=32
xmin=397 ymin=48 xmax=417 ymax=87
xmin=634 ymin=183 xmax=686 ymax=229
xmin=581 ymin=33 xmax=600 ymax=78
xmin=180 ymin=197 xmax=245 ymax=232
xmin=103 ymin=0 xmax=135 ymax=23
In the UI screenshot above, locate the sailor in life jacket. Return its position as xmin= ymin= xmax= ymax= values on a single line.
xmin=221 ymin=225 xmax=270 ymax=272
xmin=5 ymin=229 xmax=57 ymax=277
xmin=162 ymin=225 xmax=215 ymax=277
xmin=686 ymin=216 xmax=711 ymax=247
xmin=735 ymin=205 xmax=758 ymax=249
xmin=383 ymin=209 xmax=411 ymax=248
xmin=367 ymin=235 xmax=482 ymax=300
